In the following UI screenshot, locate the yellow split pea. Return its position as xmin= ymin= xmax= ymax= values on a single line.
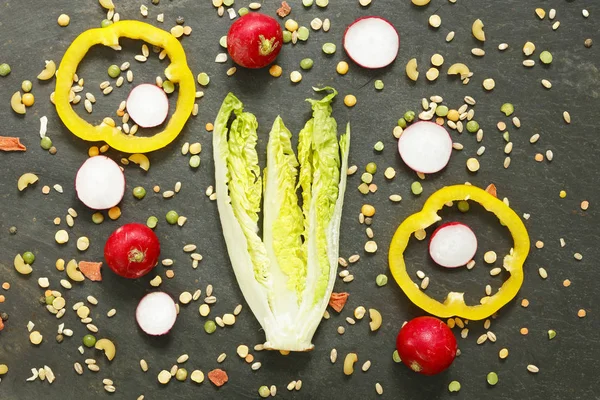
xmin=58 ymin=14 xmax=70 ymax=27
xmin=344 ymin=95 xmax=357 ymax=107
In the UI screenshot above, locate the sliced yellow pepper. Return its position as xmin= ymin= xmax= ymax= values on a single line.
xmin=55 ymin=20 xmax=195 ymax=153
xmin=389 ymin=185 xmax=530 ymax=320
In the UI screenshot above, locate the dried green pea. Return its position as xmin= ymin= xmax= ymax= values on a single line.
xmin=374 ymin=80 xmax=384 ymax=90
xmin=133 ymin=186 xmax=146 ymax=199
xmin=107 ymin=65 xmax=120 ymax=78
xmin=162 ymin=80 xmax=175 ymax=94
xmin=435 ymin=105 xmax=449 ymax=117
xmin=0 ymin=63 xmax=11 ymax=77
xmin=204 ymin=320 xmax=217 ymax=334
xmin=365 ymin=162 xmax=377 ymax=174
xmin=466 ymin=120 xmax=479 ymax=133
xmin=448 ymin=381 xmax=461 ymax=392
xmin=300 ymin=58 xmax=314 ymax=70
xmin=92 ymin=212 xmax=104 ymax=224
xmin=197 ymin=72 xmax=210 ymax=86
xmin=166 ymin=210 xmax=179 ymax=225
xmin=189 ymin=155 xmax=201 ymax=168
xmin=376 ymin=274 xmax=388 ymax=287
xmin=500 ymin=103 xmax=514 ymax=116
xmin=404 ymin=111 xmax=415 ymax=123
xmin=397 ymin=118 xmax=407 ymax=128
xmin=175 ymin=368 xmax=188 ymax=381
xmin=282 ymin=31 xmax=292 ymax=43
xmin=361 ymin=172 xmax=373 ymax=184
xmin=548 ymin=329 xmax=556 ymax=339
xmin=487 ymin=372 xmax=499 ymax=386
xmin=539 ymin=50 xmax=553 ymax=64
xmin=258 ymin=386 xmax=271 ymax=398
xmin=21 ymin=80 xmax=33 ymax=93
xmin=322 ymin=43 xmax=337 ymax=55
xmin=411 ymin=181 xmax=423 ymax=195
xmin=297 ymin=26 xmax=309 ymax=41
xmin=146 ymin=216 xmax=158 ymax=229
xmin=458 ymin=200 xmax=470 ymax=212
xmin=219 ymin=36 xmax=228 ymax=48
xmin=373 ymin=141 xmax=384 ymax=152
xmin=40 ymin=136 xmax=53 ymax=150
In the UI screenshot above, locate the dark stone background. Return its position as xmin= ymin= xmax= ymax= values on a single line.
xmin=0 ymin=0 xmax=598 ymax=399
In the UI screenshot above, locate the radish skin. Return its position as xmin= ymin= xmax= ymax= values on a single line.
xmin=104 ymin=223 xmax=160 ymax=279
xmin=75 ymin=156 xmax=125 ymax=210
xmin=126 ymin=84 xmax=169 ymax=128
xmin=398 ymin=121 xmax=453 ymax=174
xmin=396 ymin=316 xmax=457 ymax=375
xmin=136 ymin=292 xmax=177 ymax=336
xmin=227 ymin=13 xmax=283 ymax=69
xmin=429 ymin=222 xmax=477 ymax=268
xmin=343 ymin=17 xmax=400 ymax=69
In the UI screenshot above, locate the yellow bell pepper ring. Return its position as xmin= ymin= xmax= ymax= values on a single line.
xmin=55 ymin=20 xmax=195 ymax=153
xmin=389 ymin=184 xmax=530 ymax=321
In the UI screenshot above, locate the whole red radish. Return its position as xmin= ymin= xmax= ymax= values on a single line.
xmin=104 ymin=223 xmax=160 ymax=279
xmin=396 ymin=316 xmax=457 ymax=375
xmin=227 ymin=13 xmax=283 ymax=69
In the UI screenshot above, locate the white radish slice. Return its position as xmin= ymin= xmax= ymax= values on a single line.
xmin=398 ymin=121 xmax=453 ymax=174
xmin=136 ymin=292 xmax=177 ymax=336
xmin=126 ymin=84 xmax=169 ymax=128
xmin=343 ymin=17 xmax=400 ymax=69
xmin=429 ymin=222 xmax=478 ymax=268
xmin=75 ymin=156 xmax=125 ymax=210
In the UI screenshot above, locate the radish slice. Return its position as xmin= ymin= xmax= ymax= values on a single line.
xmin=398 ymin=121 xmax=453 ymax=174
xmin=343 ymin=17 xmax=400 ymax=69
xmin=136 ymin=292 xmax=177 ymax=336
xmin=126 ymin=84 xmax=169 ymax=128
xmin=429 ymin=222 xmax=478 ymax=268
xmin=75 ymin=156 xmax=125 ymax=210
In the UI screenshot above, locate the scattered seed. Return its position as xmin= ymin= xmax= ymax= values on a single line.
xmin=466 ymin=158 xmax=480 ymax=172
xmin=482 ymin=78 xmax=495 ymax=91
xmin=484 ymin=251 xmax=497 ymax=264
xmin=476 ymin=334 xmax=488 ymax=345
xmin=30 ymin=331 xmax=43 ymax=345
xmin=448 ymin=381 xmax=461 ymax=392
xmin=527 ymin=364 xmax=539 ymax=374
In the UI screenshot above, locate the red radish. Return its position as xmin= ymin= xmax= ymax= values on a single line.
xmin=104 ymin=223 xmax=160 ymax=279
xmin=136 ymin=292 xmax=177 ymax=335
xmin=429 ymin=222 xmax=477 ymax=268
xmin=398 ymin=121 xmax=453 ymax=174
xmin=396 ymin=316 xmax=457 ymax=375
xmin=227 ymin=13 xmax=283 ymax=69
xmin=343 ymin=17 xmax=400 ymax=69
xmin=75 ymin=155 xmax=125 ymax=210
xmin=126 ymin=84 xmax=169 ymax=128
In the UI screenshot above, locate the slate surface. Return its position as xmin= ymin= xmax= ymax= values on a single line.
xmin=0 ymin=0 xmax=599 ymax=399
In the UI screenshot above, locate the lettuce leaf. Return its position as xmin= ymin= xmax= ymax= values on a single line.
xmin=213 ymin=88 xmax=350 ymax=351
